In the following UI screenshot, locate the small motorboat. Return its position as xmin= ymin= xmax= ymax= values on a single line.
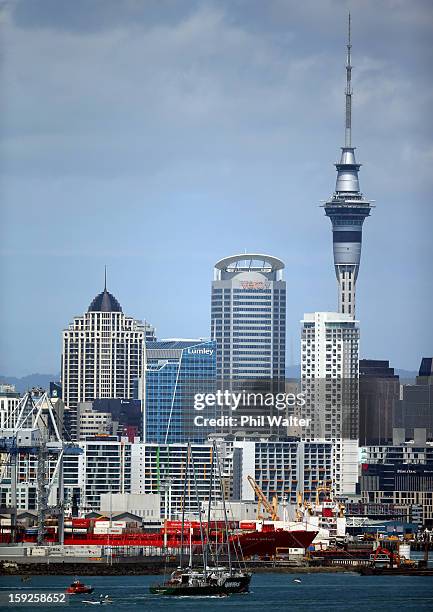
xmin=66 ymin=579 xmax=94 ymax=595
xmin=83 ymin=595 xmax=113 ymax=605
xmin=293 ymin=578 xmax=302 ymax=584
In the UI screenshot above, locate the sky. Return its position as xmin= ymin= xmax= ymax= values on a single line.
xmin=1 ymin=0 xmax=432 ymax=377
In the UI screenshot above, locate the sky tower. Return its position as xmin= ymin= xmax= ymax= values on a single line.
xmin=324 ymin=15 xmax=373 ymax=317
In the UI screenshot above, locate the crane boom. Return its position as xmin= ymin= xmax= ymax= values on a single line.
xmin=247 ymin=475 xmax=280 ymax=521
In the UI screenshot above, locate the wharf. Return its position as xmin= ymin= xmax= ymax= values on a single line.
xmin=0 ymin=558 xmax=352 ymax=576
xmin=359 ymin=566 xmax=433 ymax=576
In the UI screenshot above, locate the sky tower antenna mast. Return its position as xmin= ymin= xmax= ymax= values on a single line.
xmin=345 ymin=12 xmax=352 ymax=147
xmin=323 ymin=13 xmax=373 ymax=318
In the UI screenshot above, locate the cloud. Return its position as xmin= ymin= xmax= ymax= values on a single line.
xmin=1 ymin=0 xmax=432 ymax=375
xmin=9 ymin=0 xmax=200 ymax=33
xmin=2 ymin=2 xmax=431 ymax=186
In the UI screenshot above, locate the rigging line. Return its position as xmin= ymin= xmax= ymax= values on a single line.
xmin=214 ymin=441 xmax=233 ymax=575
xmin=205 ymin=446 xmax=217 ymax=568
xmin=226 ymin=496 xmax=247 ymax=570
xmin=179 ymin=446 xmax=189 ymax=569
xmin=191 ymin=451 xmax=207 ymax=577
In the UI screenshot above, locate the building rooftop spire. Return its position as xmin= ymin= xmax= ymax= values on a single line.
xmin=88 ymin=270 xmax=122 ymax=313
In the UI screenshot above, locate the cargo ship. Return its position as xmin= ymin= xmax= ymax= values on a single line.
xmin=1 ymin=518 xmax=317 ymax=558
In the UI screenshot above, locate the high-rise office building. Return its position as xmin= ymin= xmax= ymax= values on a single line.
xmin=62 ymin=280 xmax=154 ymax=439
xmin=211 ymin=254 xmax=286 ymax=382
xmin=393 ymin=357 xmax=433 ymax=441
xmin=143 ymin=339 xmax=216 ymax=444
xmin=301 ymin=312 xmax=359 ymax=495
xmin=418 ymin=358 xmax=433 ymax=383
xmin=323 ymin=16 xmax=373 ymax=317
xmin=359 ymin=359 xmax=400 ymax=446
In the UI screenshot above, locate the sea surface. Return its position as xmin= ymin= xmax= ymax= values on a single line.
xmin=1 ymin=572 xmax=433 ymax=611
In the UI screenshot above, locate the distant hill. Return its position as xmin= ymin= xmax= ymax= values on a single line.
xmin=0 ymin=366 xmax=420 ymax=394
xmin=395 ymin=369 xmax=418 ymax=382
xmin=0 ymin=373 xmax=60 ymax=394
xmin=286 ymin=365 xmax=301 ymax=379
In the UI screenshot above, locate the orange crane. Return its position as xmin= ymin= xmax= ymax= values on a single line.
xmin=247 ymin=476 xmax=280 ymax=521
xmin=315 ymin=480 xmax=345 ymax=518
xmin=371 ymin=545 xmax=400 ymax=568
xmin=295 ymin=492 xmax=304 ymax=521
xmin=315 ymin=483 xmax=332 ymax=505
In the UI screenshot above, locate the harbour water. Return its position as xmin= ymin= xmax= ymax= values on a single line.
xmin=1 ymin=572 xmax=433 ymax=611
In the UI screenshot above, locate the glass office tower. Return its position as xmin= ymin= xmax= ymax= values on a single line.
xmin=211 ymin=254 xmax=286 ymax=383
xmin=144 ymin=339 xmax=216 ymax=444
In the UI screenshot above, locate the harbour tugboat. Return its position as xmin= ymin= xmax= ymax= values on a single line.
xmin=66 ymin=579 xmax=94 ymax=595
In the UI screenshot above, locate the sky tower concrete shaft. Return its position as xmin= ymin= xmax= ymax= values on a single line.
xmin=324 ymin=14 xmax=373 ymax=318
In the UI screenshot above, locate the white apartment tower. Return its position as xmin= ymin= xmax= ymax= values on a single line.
xmin=62 ymin=281 xmax=154 ymax=439
xmin=301 ymin=312 xmax=359 ymax=495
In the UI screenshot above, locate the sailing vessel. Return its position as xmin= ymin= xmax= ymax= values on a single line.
xmin=149 ymin=566 xmax=250 ymax=596
xmin=150 ymin=442 xmax=252 ymax=596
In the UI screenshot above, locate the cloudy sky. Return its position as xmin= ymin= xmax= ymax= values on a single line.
xmin=1 ymin=0 xmax=432 ymax=376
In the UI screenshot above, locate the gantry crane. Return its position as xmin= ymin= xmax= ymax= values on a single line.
xmin=0 ymin=390 xmax=81 ymax=545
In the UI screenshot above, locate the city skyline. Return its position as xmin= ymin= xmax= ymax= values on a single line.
xmin=1 ymin=1 xmax=432 ymax=376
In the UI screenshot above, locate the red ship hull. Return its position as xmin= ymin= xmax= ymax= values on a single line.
xmin=6 ymin=520 xmax=317 ymax=559
xmin=229 ymin=529 xmax=317 ymax=557
xmin=59 ymin=529 xmax=317 ymax=558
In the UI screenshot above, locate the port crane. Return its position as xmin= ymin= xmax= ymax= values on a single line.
xmin=247 ymin=476 xmax=280 ymax=521
xmin=294 ymin=481 xmax=345 ymax=521
xmin=0 ymin=390 xmax=80 ymax=545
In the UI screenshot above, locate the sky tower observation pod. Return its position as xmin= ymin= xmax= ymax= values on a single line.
xmin=214 ymin=254 xmax=284 ymax=281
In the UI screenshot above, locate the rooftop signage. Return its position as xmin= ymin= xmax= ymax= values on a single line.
xmin=239 ymin=281 xmax=271 ymax=290
xmin=186 ymin=347 xmax=214 ymax=357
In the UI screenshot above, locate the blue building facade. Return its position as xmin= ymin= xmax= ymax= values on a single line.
xmin=144 ymin=339 xmax=216 ymax=444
